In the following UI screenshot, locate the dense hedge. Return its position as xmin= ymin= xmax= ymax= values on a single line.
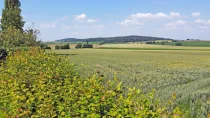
xmin=55 ymin=44 xmax=70 ymax=50
xmin=82 ymin=44 xmax=93 ymax=48
xmin=75 ymin=43 xmax=82 ymax=48
xmin=175 ymin=42 xmax=182 ymax=46
xmin=0 ymin=48 xmax=182 ymax=117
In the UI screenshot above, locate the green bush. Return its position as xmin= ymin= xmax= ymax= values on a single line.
xmin=39 ymin=43 xmax=51 ymax=50
xmin=61 ymin=44 xmax=70 ymax=49
xmin=0 ymin=26 xmax=41 ymax=48
xmin=82 ymin=44 xmax=93 ymax=48
xmin=175 ymin=42 xmax=182 ymax=46
xmin=55 ymin=45 xmax=60 ymax=50
xmin=55 ymin=44 xmax=70 ymax=49
xmin=75 ymin=43 xmax=82 ymax=48
xmin=0 ymin=48 xmax=182 ymax=117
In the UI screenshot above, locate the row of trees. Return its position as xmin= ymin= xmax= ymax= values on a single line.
xmin=54 ymin=43 xmax=93 ymax=50
xmin=0 ymin=0 xmax=42 ymax=49
xmin=146 ymin=41 xmax=183 ymax=46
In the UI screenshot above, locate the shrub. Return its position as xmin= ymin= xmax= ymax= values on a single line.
xmin=82 ymin=44 xmax=93 ymax=48
xmin=44 ymin=46 xmax=51 ymax=49
xmin=0 ymin=26 xmax=41 ymax=48
xmin=175 ymin=42 xmax=182 ymax=46
xmin=55 ymin=45 xmax=60 ymax=50
xmin=61 ymin=44 xmax=70 ymax=49
xmin=0 ymin=48 xmax=182 ymax=117
xmin=39 ymin=43 xmax=51 ymax=50
xmin=75 ymin=43 xmax=82 ymax=48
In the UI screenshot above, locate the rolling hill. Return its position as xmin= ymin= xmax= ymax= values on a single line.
xmin=55 ymin=35 xmax=174 ymax=44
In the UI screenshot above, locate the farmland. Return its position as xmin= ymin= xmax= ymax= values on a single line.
xmin=52 ymin=44 xmax=210 ymax=117
xmin=153 ymin=40 xmax=210 ymax=47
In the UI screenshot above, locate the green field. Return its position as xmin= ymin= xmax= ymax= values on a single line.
xmin=154 ymin=40 xmax=210 ymax=47
xmin=52 ymin=44 xmax=210 ymax=116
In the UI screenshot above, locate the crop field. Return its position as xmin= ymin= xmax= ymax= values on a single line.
xmin=99 ymin=43 xmax=210 ymax=50
xmin=154 ymin=40 xmax=210 ymax=47
xmin=53 ymin=44 xmax=210 ymax=117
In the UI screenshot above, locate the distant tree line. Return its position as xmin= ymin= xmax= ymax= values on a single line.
xmin=55 ymin=36 xmax=174 ymax=44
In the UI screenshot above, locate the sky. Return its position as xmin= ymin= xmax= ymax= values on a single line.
xmin=0 ymin=0 xmax=210 ymax=41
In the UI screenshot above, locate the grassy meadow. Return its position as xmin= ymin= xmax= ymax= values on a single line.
xmin=51 ymin=43 xmax=210 ymax=117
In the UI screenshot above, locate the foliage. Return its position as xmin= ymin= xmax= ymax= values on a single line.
xmin=0 ymin=48 xmax=181 ymax=117
xmin=54 ymin=44 xmax=70 ymax=49
xmin=39 ymin=43 xmax=51 ymax=50
xmin=82 ymin=44 xmax=93 ymax=48
xmin=61 ymin=44 xmax=70 ymax=49
xmin=175 ymin=42 xmax=182 ymax=46
xmin=55 ymin=45 xmax=60 ymax=50
xmin=75 ymin=43 xmax=82 ymax=48
xmin=0 ymin=26 xmax=41 ymax=48
xmin=1 ymin=0 xmax=24 ymax=31
xmin=0 ymin=0 xmax=41 ymax=48
xmin=146 ymin=41 xmax=155 ymax=44
xmin=56 ymin=36 xmax=174 ymax=44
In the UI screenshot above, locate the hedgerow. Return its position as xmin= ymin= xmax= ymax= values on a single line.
xmin=0 ymin=48 xmax=182 ymax=117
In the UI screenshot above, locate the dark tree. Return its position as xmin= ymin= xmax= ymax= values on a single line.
xmin=75 ymin=43 xmax=82 ymax=48
xmin=1 ymin=0 xmax=25 ymax=31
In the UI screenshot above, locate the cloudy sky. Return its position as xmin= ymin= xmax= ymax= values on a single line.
xmin=0 ymin=0 xmax=210 ymax=41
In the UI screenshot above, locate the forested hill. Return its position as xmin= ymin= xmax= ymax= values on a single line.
xmin=55 ymin=35 xmax=173 ymax=43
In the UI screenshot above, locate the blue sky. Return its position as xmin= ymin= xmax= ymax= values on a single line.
xmin=0 ymin=0 xmax=210 ymax=41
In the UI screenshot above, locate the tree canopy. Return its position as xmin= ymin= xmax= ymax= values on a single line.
xmin=1 ymin=0 xmax=24 ymax=31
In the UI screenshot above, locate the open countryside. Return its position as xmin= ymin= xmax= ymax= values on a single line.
xmin=0 ymin=0 xmax=210 ymax=118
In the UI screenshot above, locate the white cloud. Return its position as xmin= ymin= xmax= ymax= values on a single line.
xmin=129 ymin=12 xmax=181 ymax=20
xmin=195 ymin=19 xmax=209 ymax=25
xmin=156 ymin=12 xmax=168 ymax=18
xmin=195 ymin=19 xmax=203 ymax=23
xmin=165 ymin=20 xmax=187 ymax=28
xmin=170 ymin=12 xmax=181 ymax=17
xmin=75 ymin=14 xmax=86 ymax=21
xmin=0 ymin=16 xmax=2 ymax=20
xmin=191 ymin=12 xmax=200 ymax=17
xmin=87 ymin=19 xmax=97 ymax=23
xmin=118 ymin=20 xmax=144 ymax=26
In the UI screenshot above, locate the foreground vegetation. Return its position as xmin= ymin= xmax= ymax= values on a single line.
xmin=54 ymin=46 xmax=210 ymax=117
xmin=0 ymin=48 xmax=182 ymax=117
